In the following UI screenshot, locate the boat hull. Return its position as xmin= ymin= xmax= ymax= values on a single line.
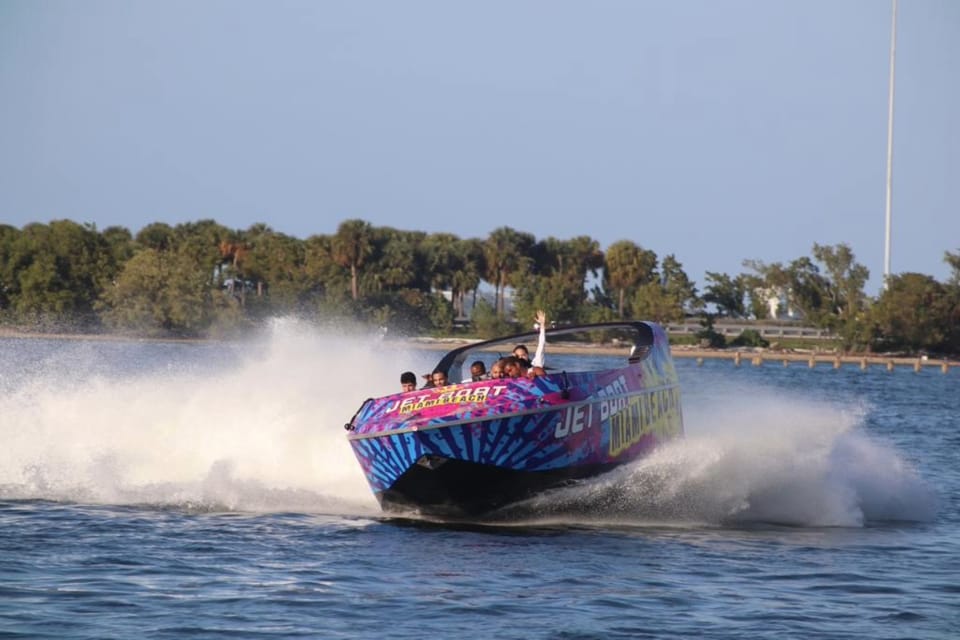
xmin=380 ymin=457 xmax=620 ymax=517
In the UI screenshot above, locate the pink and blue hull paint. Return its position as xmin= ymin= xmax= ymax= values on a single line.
xmin=345 ymin=322 xmax=684 ymax=518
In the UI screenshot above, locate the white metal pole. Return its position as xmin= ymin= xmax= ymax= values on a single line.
xmin=884 ymin=0 xmax=898 ymax=287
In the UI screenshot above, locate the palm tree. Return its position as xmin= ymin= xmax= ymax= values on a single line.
xmin=374 ymin=228 xmax=426 ymax=292
xmin=451 ymin=238 xmax=485 ymax=318
xmin=422 ymin=232 xmax=460 ymax=294
xmin=565 ymin=236 xmax=605 ymax=283
xmin=604 ymin=240 xmax=657 ymax=318
xmin=332 ymin=219 xmax=374 ymax=301
xmin=483 ymin=227 xmax=534 ymax=316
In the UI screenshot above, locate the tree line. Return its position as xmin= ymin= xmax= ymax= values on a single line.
xmin=1 ymin=219 xmax=958 ymax=355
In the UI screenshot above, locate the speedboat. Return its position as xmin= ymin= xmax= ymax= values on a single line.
xmin=344 ymin=321 xmax=684 ymax=518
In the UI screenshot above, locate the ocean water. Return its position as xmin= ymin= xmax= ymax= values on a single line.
xmin=1 ymin=320 xmax=958 ymax=639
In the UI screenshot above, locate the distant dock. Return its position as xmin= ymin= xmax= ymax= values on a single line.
xmin=672 ymin=348 xmax=957 ymax=373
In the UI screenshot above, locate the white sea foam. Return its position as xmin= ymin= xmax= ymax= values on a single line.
xmin=0 ymin=323 xmax=938 ymax=526
xmin=0 ymin=319 xmax=433 ymax=514
xmin=521 ymin=389 xmax=938 ymax=527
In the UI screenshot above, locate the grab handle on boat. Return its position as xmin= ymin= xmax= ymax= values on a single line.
xmin=560 ymin=371 xmax=570 ymax=400
xmin=344 ymin=398 xmax=374 ymax=431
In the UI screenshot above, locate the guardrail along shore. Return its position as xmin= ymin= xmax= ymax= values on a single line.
xmin=665 ymin=322 xmax=830 ymax=339
xmin=674 ymin=349 xmax=956 ymax=373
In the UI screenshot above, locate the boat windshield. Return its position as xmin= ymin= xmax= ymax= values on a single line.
xmin=436 ymin=322 xmax=655 ymax=384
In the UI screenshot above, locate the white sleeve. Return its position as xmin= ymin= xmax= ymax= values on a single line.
xmin=531 ymin=321 xmax=546 ymax=368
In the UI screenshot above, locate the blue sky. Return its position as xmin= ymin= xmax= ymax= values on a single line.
xmin=1 ymin=0 xmax=957 ymax=295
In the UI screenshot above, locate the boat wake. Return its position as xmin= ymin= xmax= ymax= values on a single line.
xmin=0 ymin=320 xmax=938 ymax=527
xmin=497 ymin=392 xmax=938 ymax=527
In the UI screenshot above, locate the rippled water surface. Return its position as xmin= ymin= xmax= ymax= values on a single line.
xmin=2 ymin=324 xmax=958 ymax=639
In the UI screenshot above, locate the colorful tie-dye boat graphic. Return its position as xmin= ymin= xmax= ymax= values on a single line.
xmin=345 ymin=322 xmax=684 ymax=518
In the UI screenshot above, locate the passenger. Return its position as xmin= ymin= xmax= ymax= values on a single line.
xmin=489 ymin=359 xmax=507 ymax=379
xmin=430 ymin=368 xmax=449 ymax=388
xmin=501 ymin=355 xmax=546 ymax=380
xmin=470 ymin=360 xmax=487 ymax=382
xmin=512 ymin=309 xmax=548 ymax=369
xmin=400 ymin=371 xmax=417 ymax=393
xmin=502 ymin=356 xmax=526 ymax=379
xmin=511 ymin=345 xmax=532 ymax=368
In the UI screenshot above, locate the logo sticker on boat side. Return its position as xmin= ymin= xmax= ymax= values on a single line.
xmin=383 ymin=384 xmax=511 ymax=415
xmin=608 ymin=386 xmax=683 ymax=457
xmin=554 ymin=403 xmax=594 ymax=438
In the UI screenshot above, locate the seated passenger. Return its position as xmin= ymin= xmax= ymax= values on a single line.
xmin=470 ymin=360 xmax=487 ymax=381
xmin=489 ymin=359 xmax=507 ymax=379
xmin=501 ymin=355 xmax=546 ymax=380
xmin=429 ymin=368 xmax=449 ymax=388
xmin=501 ymin=356 xmax=527 ymax=379
xmin=400 ymin=371 xmax=417 ymax=393
xmin=512 ymin=345 xmax=531 ymax=368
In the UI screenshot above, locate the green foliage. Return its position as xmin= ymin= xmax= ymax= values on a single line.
xmin=369 ymin=229 xmax=428 ymax=293
xmin=98 ymin=247 xmax=214 ymax=337
xmin=1 ymin=219 xmax=958 ymax=356
xmin=835 ymin=310 xmax=873 ymax=354
xmin=332 ymin=219 xmax=374 ymax=300
xmin=729 ymin=329 xmax=769 ymax=348
xmin=484 ymin=227 xmax=535 ymax=316
xmin=241 ymin=230 xmax=308 ymax=308
xmin=578 ymin=303 xmax=618 ymax=324
xmin=100 ymin=226 xmax=136 ymax=266
xmin=513 ymin=235 xmax=602 ymax=326
xmin=303 ymin=234 xmax=346 ymax=299
xmin=660 ymin=254 xmax=700 ymax=315
xmin=631 ymin=282 xmax=674 ymax=323
xmin=470 ymin=298 xmax=513 ymax=339
xmin=868 ymin=272 xmax=959 ymax=354
xmin=97 ymin=249 xmax=168 ymax=334
xmin=449 ymin=238 xmax=486 ymax=319
xmin=695 ymin=315 xmax=727 ymax=348
xmin=3 ymin=220 xmax=116 ymax=329
xmin=703 ymin=271 xmax=747 ymax=317
xmin=604 ymin=240 xmax=657 ymax=318
xmin=356 ymin=290 xmax=430 ymax=335
xmin=630 ymin=274 xmax=691 ymax=325
xmin=136 ymin=223 xmax=175 ymax=252
xmin=534 ymin=236 xmax=604 ymax=290
xmin=311 ymin=295 xmax=365 ymax=327
xmin=812 ymin=242 xmax=869 ymax=321
xmin=426 ymin=293 xmax=455 ymax=334
xmin=743 ymin=244 xmax=870 ymax=334
xmin=0 ymin=225 xmax=19 ymax=310
xmin=421 ymin=232 xmax=460 ymax=293
xmin=945 ymin=249 xmax=960 ymax=287
xmin=513 ymin=272 xmax=581 ymax=326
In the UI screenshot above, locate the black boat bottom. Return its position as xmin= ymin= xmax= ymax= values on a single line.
xmin=378 ymin=456 xmax=620 ymax=518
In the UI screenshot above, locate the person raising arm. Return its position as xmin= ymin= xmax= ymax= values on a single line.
xmin=531 ymin=309 xmax=547 ymax=369
xmin=512 ymin=310 xmax=548 ymax=368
